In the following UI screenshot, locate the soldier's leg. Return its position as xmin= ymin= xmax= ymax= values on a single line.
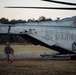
xmin=9 ymin=54 xmax=13 ymax=64
xmin=7 ymin=54 xmax=12 ymax=64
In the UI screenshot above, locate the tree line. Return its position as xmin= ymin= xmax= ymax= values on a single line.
xmin=0 ymin=16 xmax=52 ymax=24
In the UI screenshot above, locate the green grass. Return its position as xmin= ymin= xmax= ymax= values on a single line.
xmin=0 ymin=45 xmax=57 ymax=53
xmin=0 ymin=45 xmax=58 ymax=59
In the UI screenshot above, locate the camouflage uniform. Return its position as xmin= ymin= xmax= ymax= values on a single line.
xmin=4 ymin=44 xmax=14 ymax=64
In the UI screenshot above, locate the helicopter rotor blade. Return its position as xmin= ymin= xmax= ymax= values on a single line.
xmin=42 ymin=0 xmax=76 ymax=6
xmin=5 ymin=6 xmax=76 ymax=10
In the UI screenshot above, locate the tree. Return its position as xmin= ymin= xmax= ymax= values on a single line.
xmin=9 ymin=19 xmax=16 ymax=24
xmin=16 ymin=19 xmax=26 ymax=23
xmin=38 ymin=16 xmax=46 ymax=21
xmin=46 ymin=18 xmax=52 ymax=21
xmin=9 ymin=19 xmax=26 ymax=24
xmin=0 ymin=17 xmax=9 ymax=24
xmin=27 ymin=18 xmax=35 ymax=22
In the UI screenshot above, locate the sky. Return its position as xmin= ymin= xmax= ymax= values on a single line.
xmin=0 ymin=0 xmax=76 ymax=21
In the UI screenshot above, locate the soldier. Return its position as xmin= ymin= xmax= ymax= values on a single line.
xmin=4 ymin=42 xmax=14 ymax=64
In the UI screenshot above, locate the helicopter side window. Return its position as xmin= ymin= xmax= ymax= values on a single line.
xmin=72 ymin=42 xmax=76 ymax=51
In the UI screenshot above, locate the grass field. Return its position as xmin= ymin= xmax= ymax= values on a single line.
xmin=0 ymin=60 xmax=76 ymax=75
xmin=0 ymin=45 xmax=57 ymax=53
xmin=0 ymin=45 xmax=76 ymax=75
xmin=0 ymin=45 xmax=57 ymax=59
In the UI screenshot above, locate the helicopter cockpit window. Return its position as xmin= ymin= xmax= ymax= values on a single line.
xmin=72 ymin=42 xmax=76 ymax=51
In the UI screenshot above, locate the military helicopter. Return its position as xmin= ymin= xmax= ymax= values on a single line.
xmin=0 ymin=0 xmax=76 ymax=59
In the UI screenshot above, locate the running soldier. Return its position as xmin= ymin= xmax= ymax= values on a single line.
xmin=4 ymin=42 xmax=14 ymax=64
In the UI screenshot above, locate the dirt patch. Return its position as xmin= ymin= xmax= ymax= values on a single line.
xmin=0 ymin=59 xmax=76 ymax=75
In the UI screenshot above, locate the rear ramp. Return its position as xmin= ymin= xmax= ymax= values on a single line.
xmin=19 ymin=33 xmax=76 ymax=54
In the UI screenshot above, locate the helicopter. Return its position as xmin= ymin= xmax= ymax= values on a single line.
xmin=0 ymin=0 xmax=76 ymax=59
